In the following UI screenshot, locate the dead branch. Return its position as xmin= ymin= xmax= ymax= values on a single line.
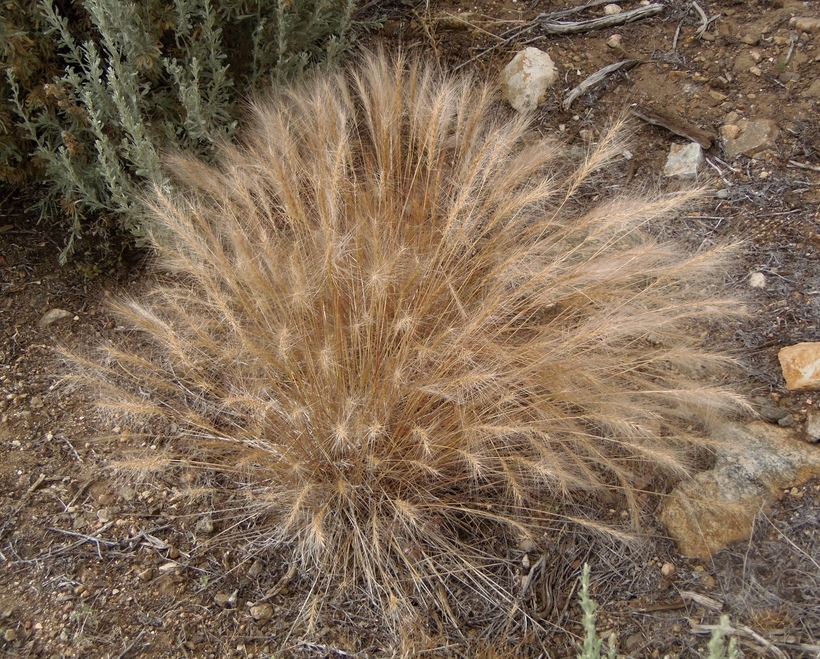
xmin=534 ymin=0 xmax=615 ymax=22
xmin=678 ymin=590 xmax=724 ymax=611
xmin=49 ymin=520 xmax=118 ymax=556
xmin=631 ymin=105 xmax=716 ymax=149
xmin=788 ymin=160 xmax=820 ymax=172
xmin=539 ymin=3 xmax=665 ymax=35
xmin=563 ymin=59 xmax=638 ymax=110
xmin=691 ymin=1 xmax=719 ymax=39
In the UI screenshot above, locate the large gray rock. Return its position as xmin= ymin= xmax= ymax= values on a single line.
xmin=723 ymin=119 xmax=779 ymax=158
xmin=659 ymin=421 xmax=820 ymax=558
xmin=500 ymin=48 xmax=557 ymax=113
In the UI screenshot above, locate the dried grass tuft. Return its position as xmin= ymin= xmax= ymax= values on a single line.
xmin=85 ymin=52 xmax=746 ymax=632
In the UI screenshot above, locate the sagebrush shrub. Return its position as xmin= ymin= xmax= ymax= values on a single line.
xmin=2 ymin=0 xmax=360 ymax=261
xmin=87 ymin=52 xmax=745 ymax=631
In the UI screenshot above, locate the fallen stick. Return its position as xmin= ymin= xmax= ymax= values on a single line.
xmin=691 ymin=1 xmax=719 ymax=39
xmin=631 ymin=104 xmax=716 ymax=149
xmin=563 ymin=59 xmax=638 ymax=110
xmin=534 ymin=0 xmax=614 ymax=22
xmin=539 ymin=3 xmax=664 ymax=35
xmin=788 ymin=160 xmax=820 ymax=172
xmin=49 ymin=520 xmax=118 ymax=556
xmin=678 ymin=590 xmax=724 ymax=611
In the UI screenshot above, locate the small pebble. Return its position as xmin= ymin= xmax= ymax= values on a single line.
xmin=661 ymin=562 xmax=676 ymax=577
xmin=247 ymin=559 xmax=264 ymax=578
xmin=195 ymin=515 xmax=214 ymax=536
xmin=214 ymin=593 xmax=233 ymax=608
xmin=249 ymin=603 xmax=274 ymax=622
xmin=748 ymin=272 xmax=766 ymax=288
xmin=4 ymin=629 xmax=17 ymax=642
xmin=806 ymin=412 xmax=820 ymax=443
xmin=604 ymin=4 xmax=622 ymax=14
xmin=137 ymin=567 xmax=154 ymax=582
xmin=721 ymin=124 xmax=740 ymax=139
xmin=760 ymin=403 xmax=788 ymax=423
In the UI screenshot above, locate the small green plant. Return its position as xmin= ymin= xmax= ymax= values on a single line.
xmin=706 ymin=616 xmax=739 ymax=659
xmin=577 ymin=564 xmax=617 ymax=659
xmin=2 ymin=0 xmax=363 ymax=261
xmin=577 ymin=563 xmax=739 ymax=659
xmin=68 ymin=601 xmax=97 ymax=632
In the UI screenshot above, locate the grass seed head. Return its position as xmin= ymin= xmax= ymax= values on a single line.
xmin=88 ymin=51 xmax=746 ymax=632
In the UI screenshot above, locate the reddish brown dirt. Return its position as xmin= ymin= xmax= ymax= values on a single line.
xmin=2 ymin=0 xmax=819 ymax=657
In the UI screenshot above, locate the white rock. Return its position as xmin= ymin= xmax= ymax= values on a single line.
xmin=604 ymin=4 xmax=622 ymax=14
xmin=500 ymin=47 xmax=557 ymax=113
xmin=748 ymin=272 xmax=766 ymax=288
xmin=663 ymin=142 xmax=702 ymax=178
xmin=38 ymin=308 xmax=73 ymax=328
xmin=779 ymin=342 xmax=820 ymax=391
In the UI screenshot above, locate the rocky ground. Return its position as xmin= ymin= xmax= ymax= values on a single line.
xmin=1 ymin=0 xmax=819 ymax=657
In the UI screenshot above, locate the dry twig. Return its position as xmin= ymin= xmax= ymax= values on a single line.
xmin=539 ymin=3 xmax=664 ymax=35
xmin=563 ymin=59 xmax=638 ymax=110
xmin=631 ymin=105 xmax=716 ymax=149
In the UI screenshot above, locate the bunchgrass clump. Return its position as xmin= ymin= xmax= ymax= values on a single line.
xmin=87 ymin=52 xmax=745 ymax=633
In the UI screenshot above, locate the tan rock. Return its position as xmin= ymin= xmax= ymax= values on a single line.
xmin=790 ymin=17 xmax=820 ymax=32
xmin=606 ymin=34 xmax=622 ymax=48
xmin=720 ymin=124 xmax=740 ymax=139
xmin=250 ymin=603 xmax=273 ymax=621
xmin=659 ymin=422 xmax=820 ymax=558
xmin=778 ymin=342 xmax=820 ymax=391
xmin=723 ymin=119 xmax=779 ymax=159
